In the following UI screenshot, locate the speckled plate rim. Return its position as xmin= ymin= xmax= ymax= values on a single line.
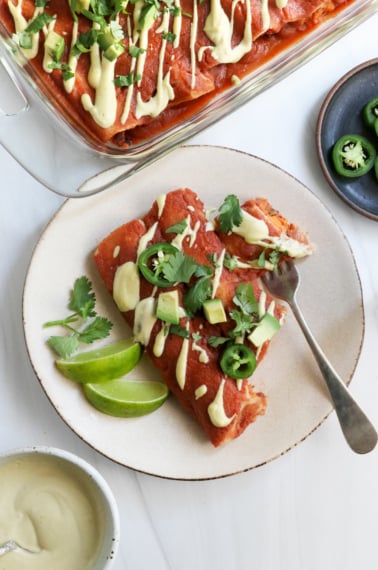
xmin=316 ymin=58 xmax=378 ymax=221
xmin=22 ymin=145 xmax=364 ymax=480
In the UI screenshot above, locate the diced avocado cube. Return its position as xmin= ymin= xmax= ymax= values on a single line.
xmin=98 ymin=29 xmax=116 ymax=52
xmin=104 ymin=42 xmax=125 ymax=62
xmin=203 ymin=298 xmax=227 ymax=324
xmin=248 ymin=313 xmax=281 ymax=347
xmin=45 ymin=31 xmax=65 ymax=62
xmin=138 ymin=4 xmax=159 ymax=31
xmin=156 ymin=290 xmax=180 ymax=325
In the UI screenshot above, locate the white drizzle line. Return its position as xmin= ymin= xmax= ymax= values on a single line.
xmin=121 ymin=15 xmax=136 ymax=124
xmin=172 ymin=0 xmax=182 ymax=49
xmin=153 ymin=323 xmax=169 ymax=357
xmin=156 ymin=193 xmax=167 ymax=218
xmin=171 ymin=214 xmax=200 ymax=250
xmin=176 ymin=322 xmax=190 ymax=390
xmin=64 ymin=20 xmax=79 ymax=93
xmin=137 ymin=221 xmax=158 ymax=256
xmin=81 ymin=22 xmax=118 ymax=129
xmin=195 ymin=384 xmax=208 ymax=400
xmin=199 ymin=0 xmax=252 ymax=64
xmin=208 ymin=379 xmax=235 ymax=427
xmin=190 ymin=0 xmax=198 ymax=89
xmin=211 ymin=248 xmax=225 ymax=298
xmin=135 ymin=15 xmax=175 ymax=118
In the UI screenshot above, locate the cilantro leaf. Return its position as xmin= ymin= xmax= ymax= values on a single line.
xmin=162 ymin=31 xmax=176 ymax=43
xmin=162 ymin=250 xmax=197 ymax=284
xmin=47 ymin=335 xmax=79 ymax=359
xmin=208 ymin=336 xmax=229 ymax=348
xmin=170 ymin=325 xmax=190 ymax=339
xmin=25 ymin=13 xmax=55 ymax=34
xmin=269 ymin=249 xmax=282 ymax=269
xmin=165 ymin=219 xmax=187 ymax=234
xmin=233 ymin=282 xmax=258 ymax=316
xmin=229 ymin=309 xmax=254 ymax=338
xmin=69 ymin=276 xmax=96 ymax=319
xmin=129 ymin=45 xmax=146 ymax=57
xmin=184 ymin=276 xmax=212 ymax=317
xmin=114 ymin=72 xmax=141 ymax=87
xmin=224 ymin=252 xmax=238 ymax=270
xmin=257 ymin=250 xmax=266 ymax=268
xmin=78 ymin=317 xmax=113 ymax=343
xmin=192 ymin=332 xmax=202 ymax=342
xmin=194 ymin=264 xmax=213 ymax=278
xmin=49 ymin=62 xmax=75 ymax=81
xmin=218 ymin=194 xmax=243 ymax=234
xmin=43 ymin=276 xmax=113 ymax=358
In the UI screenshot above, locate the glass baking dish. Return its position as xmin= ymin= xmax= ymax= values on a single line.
xmin=0 ymin=0 xmax=377 ymax=197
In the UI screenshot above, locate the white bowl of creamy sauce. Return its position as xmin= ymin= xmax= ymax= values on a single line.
xmin=0 ymin=446 xmax=120 ymax=569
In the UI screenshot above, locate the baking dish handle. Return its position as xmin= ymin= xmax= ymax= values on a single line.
xmin=0 ymin=53 xmax=119 ymax=197
xmin=0 ymin=50 xmax=177 ymax=198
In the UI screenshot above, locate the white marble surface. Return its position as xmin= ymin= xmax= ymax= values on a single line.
xmin=1 ymin=12 xmax=378 ymax=570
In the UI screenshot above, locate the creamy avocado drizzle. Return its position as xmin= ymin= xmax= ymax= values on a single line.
xmin=176 ymin=322 xmax=190 ymax=390
xmin=199 ymin=0 xmax=252 ymax=64
xmin=195 ymin=384 xmax=208 ymax=399
xmin=0 ymin=454 xmax=105 ymax=570
xmin=63 ymin=20 xmax=79 ymax=94
xmin=208 ymin=379 xmax=235 ymax=427
xmin=232 ymin=210 xmax=313 ymax=258
xmin=9 ymin=0 xmax=292 ymax=129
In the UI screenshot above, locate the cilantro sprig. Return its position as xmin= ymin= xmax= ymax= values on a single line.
xmin=218 ymin=194 xmax=243 ymax=234
xmin=43 ymin=276 xmax=113 ymax=358
xmin=208 ymin=283 xmax=259 ymax=347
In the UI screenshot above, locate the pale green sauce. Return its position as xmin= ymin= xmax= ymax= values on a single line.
xmin=0 ymin=454 xmax=105 ymax=570
xmin=208 ymin=379 xmax=235 ymax=428
xmin=113 ymin=261 xmax=140 ymax=312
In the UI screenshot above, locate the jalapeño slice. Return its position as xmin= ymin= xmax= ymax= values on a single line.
xmin=362 ymin=96 xmax=378 ymax=129
xmin=220 ymin=343 xmax=257 ymax=380
xmin=137 ymin=242 xmax=179 ymax=287
xmin=332 ymin=134 xmax=376 ymax=178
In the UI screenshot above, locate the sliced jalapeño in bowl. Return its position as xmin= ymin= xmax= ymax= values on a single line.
xmin=332 ymin=134 xmax=376 ymax=178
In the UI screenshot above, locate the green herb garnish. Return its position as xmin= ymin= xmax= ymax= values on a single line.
xmin=129 ymin=45 xmax=146 ymax=57
xmin=48 ymin=62 xmax=75 ymax=81
xmin=114 ymin=72 xmax=141 ymax=87
xmin=166 ymin=219 xmax=187 ymax=234
xmin=162 ymin=31 xmax=176 ymax=43
xmin=183 ymin=275 xmax=212 ymax=317
xmin=25 ymin=12 xmax=55 ymax=33
xmin=218 ymin=194 xmax=243 ymax=234
xmin=43 ymin=276 xmax=113 ymax=358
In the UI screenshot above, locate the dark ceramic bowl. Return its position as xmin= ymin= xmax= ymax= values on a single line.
xmin=316 ymin=58 xmax=378 ymax=221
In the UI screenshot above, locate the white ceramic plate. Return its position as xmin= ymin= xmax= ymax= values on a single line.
xmin=23 ymin=146 xmax=364 ymax=480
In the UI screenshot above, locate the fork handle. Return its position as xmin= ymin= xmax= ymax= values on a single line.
xmin=289 ymin=299 xmax=377 ymax=454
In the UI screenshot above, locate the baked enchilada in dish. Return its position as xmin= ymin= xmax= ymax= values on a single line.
xmin=94 ymin=188 xmax=313 ymax=446
xmin=1 ymin=0 xmax=354 ymax=150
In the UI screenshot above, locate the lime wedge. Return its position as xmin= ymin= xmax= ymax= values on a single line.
xmin=56 ymin=339 xmax=142 ymax=384
xmin=83 ymin=379 xmax=169 ymax=417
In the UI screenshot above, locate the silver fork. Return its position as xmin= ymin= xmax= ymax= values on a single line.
xmin=262 ymin=260 xmax=377 ymax=454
